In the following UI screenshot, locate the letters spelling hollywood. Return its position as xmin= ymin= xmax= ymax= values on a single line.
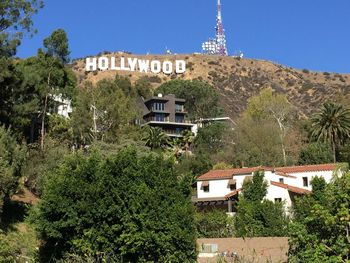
xmin=85 ymin=57 xmax=186 ymax=74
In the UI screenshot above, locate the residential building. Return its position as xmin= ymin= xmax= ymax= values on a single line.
xmin=193 ymin=163 xmax=343 ymax=214
xmin=141 ymin=94 xmax=195 ymax=137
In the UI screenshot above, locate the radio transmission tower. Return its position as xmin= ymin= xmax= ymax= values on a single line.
xmin=202 ymin=0 xmax=228 ymax=56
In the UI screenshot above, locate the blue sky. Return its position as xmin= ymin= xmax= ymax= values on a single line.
xmin=17 ymin=0 xmax=350 ymax=73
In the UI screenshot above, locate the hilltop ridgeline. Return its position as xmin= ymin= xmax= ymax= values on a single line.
xmin=72 ymin=52 xmax=350 ymax=119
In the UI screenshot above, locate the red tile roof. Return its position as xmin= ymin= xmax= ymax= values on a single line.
xmin=225 ymin=188 xmax=242 ymax=199
xmin=275 ymin=172 xmax=297 ymax=178
xmin=275 ymin=163 xmax=337 ymax=174
xmin=270 ymin=181 xmax=311 ymax=194
xmin=197 ymin=164 xmax=339 ymax=181
xmin=197 ymin=166 xmax=272 ymax=181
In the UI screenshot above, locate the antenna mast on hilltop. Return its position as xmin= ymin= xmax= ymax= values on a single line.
xmin=202 ymin=0 xmax=228 ymax=56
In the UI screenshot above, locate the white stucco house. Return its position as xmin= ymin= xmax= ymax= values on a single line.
xmin=193 ymin=163 xmax=344 ymax=214
xmin=52 ymin=94 xmax=72 ymax=118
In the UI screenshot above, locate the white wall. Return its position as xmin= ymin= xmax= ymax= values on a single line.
xmin=196 ymin=170 xmax=335 ymax=210
xmin=197 ymin=179 xmax=231 ymax=198
xmin=265 ymin=183 xmax=292 ymax=208
xmin=285 ymin=171 xmax=333 ymax=191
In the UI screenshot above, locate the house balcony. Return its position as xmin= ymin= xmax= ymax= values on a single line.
xmin=175 ymin=109 xmax=187 ymax=114
xmin=143 ymin=117 xmax=194 ymax=127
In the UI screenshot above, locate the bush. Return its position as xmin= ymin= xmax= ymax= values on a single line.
xmin=298 ymin=142 xmax=333 ymax=165
xmin=31 ymin=148 xmax=197 ymax=262
xmin=196 ymin=210 xmax=234 ymax=238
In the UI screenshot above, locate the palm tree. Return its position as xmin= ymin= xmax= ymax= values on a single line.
xmin=143 ymin=126 xmax=168 ymax=150
xmin=181 ymin=129 xmax=195 ymax=154
xmin=311 ymin=102 xmax=350 ymax=163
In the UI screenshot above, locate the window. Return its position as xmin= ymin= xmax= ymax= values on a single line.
xmin=303 ymin=177 xmax=308 ymax=187
xmin=175 ymin=128 xmax=183 ymax=134
xmin=175 ymin=104 xmax=184 ymax=112
xmin=151 ymin=102 xmax=165 ymax=111
xmin=175 ymin=115 xmax=184 ymax=123
xmin=230 ymin=183 xmax=237 ymax=191
xmin=275 ymin=198 xmax=282 ymax=203
xmin=155 ymin=113 xmax=165 ymax=122
xmin=279 ymin=178 xmax=284 ymax=183
xmin=202 ymin=181 xmax=209 ymax=192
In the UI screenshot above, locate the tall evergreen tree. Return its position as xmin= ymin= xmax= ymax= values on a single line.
xmin=43 ymin=29 xmax=70 ymax=63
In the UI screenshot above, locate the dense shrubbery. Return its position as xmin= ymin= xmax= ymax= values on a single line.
xmin=31 ymin=148 xmax=197 ymax=262
xmin=289 ymin=173 xmax=350 ymax=262
xmin=234 ymin=172 xmax=289 ymax=237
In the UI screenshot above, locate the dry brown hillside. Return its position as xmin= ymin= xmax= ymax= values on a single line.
xmin=71 ymin=52 xmax=350 ymax=119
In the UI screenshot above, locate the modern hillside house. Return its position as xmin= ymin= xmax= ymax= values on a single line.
xmin=142 ymin=94 xmax=195 ymax=137
xmin=193 ymin=163 xmax=344 ymax=215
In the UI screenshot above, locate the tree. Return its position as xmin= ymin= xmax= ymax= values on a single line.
xmin=195 ymin=210 xmax=234 ymax=238
xmin=0 ymin=126 xmax=25 ymax=219
xmin=156 ymin=80 xmax=223 ymax=120
xmin=31 ymin=148 xmax=197 ymax=262
xmin=181 ymin=129 xmax=194 ymax=154
xmin=17 ymin=49 xmax=76 ymax=147
xmin=311 ymin=102 xmax=350 ymax=163
xmin=245 ymin=88 xmax=296 ymax=165
xmin=43 ymin=29 xmax=70 ymax=63
xmin=194 ymin=122 xmax=230 ymax=155
xmin=0 ymin=0 xmax=43 ymax=57
xmin=233 ymin=118 xmax=286 ymax=167
xmin=71 ymin=78 xmax=139 ymax=145
xmin=234 ymin=171 xmax=289 ymax=237
xmin=289 ymin=173 xmax=350 ymax=262
xmin=241 ymin=171 xmax=267 ymax=202
xmin=298 ymin=142 xmax=333 ymax=165
xmin=142 ymin=126 xmax=169 ymax=150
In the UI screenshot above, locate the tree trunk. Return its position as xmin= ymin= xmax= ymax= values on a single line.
xmin=276 ymin=117 xmax=287 ymax=166
xmin=41 ymin=94 xmax=48 ymax=150
xmin=332 ymin=139 xmax=336 ymax=163
xmin=41 ymin=72 xmax=51 ymax=150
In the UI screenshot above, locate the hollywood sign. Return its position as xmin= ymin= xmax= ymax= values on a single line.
xmin=85 ymin=57 xmax=186 ymax=74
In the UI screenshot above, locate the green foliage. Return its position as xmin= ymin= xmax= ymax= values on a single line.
xmin=212 ymin=162 xmax=233 ymax=170
xmin=242 ymin=171 xmax=267 ymax=202
xmin=142 ymin=126 xmax=169 ymax=150
xmin=233 ymin=118 xmax=286 ymax=167
xmin=71 ymin=78 xmax=140 ymax=145
xmin=175 ymin=154 xmax=212 ymax=178
xmin=235 ymin=172 xmax=289 ymax=237
xmin=0 ymin=233 xmax=18 ymax=262
xmin=43 ymin=29 xmax=70 ymax=63
xmin=289 ymin=173 xmax=350 ymax=262
xmin=194 ymin=122 xmax=230 ymax=155
xmin=0 ymin=126 xmax=25 ymax=218
xmin=23 ymin=138 xmax=70 ymax=195
xmin=195 ymin=210 xmax=234 ymax=238
xmin=298 ymin=142 xmax=333 ymax=165
xmin=235 ymin=198 xmax=289 ymax=238
xmin=31 ymin=148 xmax=197 ymax=262
xmin=245 ymin=88 xmax=296 ymax=166
xmin=156 ymin=79 xmax=222 ymax=120
xmin=47 ymin=114 xmax=73 ymax=144
xmin=0 ymin=0 xmax=43 ymax=57
xmin=311 ymin=102 xmax=350 ymax=162
xmin=0 ymin=200 xmax=39 ymax=262
xmin=15 ymin=49 xmax=76 ymax=143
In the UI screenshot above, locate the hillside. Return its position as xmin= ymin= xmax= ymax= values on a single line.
xmin=72 ymin=52 xmax=350 ymax=119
